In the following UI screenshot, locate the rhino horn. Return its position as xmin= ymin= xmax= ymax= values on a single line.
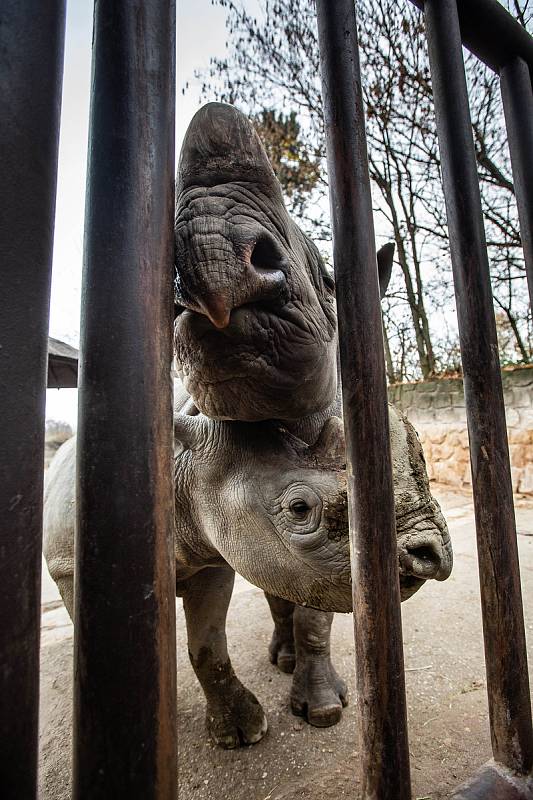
xmin=177 ymin=103 xmax=282 ymax=199
xmin=310 ymin=416 xmax=346 ymax=464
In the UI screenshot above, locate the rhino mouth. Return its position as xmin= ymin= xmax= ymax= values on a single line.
xmin=174 ymin=306 xmax=337 ymax=420
xmin=176 ymin=298 xmax=321 ymax=339
xmin=175 ymin=305 xmax=322 ymax=382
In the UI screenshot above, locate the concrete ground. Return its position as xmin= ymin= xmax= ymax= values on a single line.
xmin=39 ymin=488 xmax=533 ymax=799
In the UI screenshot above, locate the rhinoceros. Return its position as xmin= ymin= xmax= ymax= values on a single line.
xmin=172 ymin=102 xmax=449 ymax=730
xmin=43 ymin=404 xmax=451 ymax=748
xmin=173 ymin=102 xmax=394 ymax=423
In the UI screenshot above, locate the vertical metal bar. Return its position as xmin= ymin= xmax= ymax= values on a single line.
xmin=73 ymin=2 xmax=177 ymax=798
xmin=424 ymin=0 xmax=533 ymax=775
xmin=500 ymin=57 xmax=533 ymax=311
xmin=0 ymin=3 xmax=66 ymax=798
xmin=315 ymin=2 xmax=411 ymax=798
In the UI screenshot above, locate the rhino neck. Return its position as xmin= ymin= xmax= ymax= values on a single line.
xmin=277 ymin=357 xmax=342 ymax=445
xmin=278 ymin=398 xmax=342 ymax=446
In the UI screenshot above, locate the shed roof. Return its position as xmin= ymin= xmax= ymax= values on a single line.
xmin=48 ymin=337 xmax=78 ymax=388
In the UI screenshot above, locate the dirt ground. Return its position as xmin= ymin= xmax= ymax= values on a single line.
xmin=39 ymin=488 xmax=533 ymax=799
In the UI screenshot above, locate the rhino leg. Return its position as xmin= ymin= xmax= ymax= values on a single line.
xmin=183 ymin=564 xmax=267 ymax=749
xmin=264 ymin=593 xmax=296 ymax=674
xmin=290 ymin=606 xmax=348 ymax=728
xmin=265 ymin=595 xmax=348 ymax=727
xmin=56 ymin=575 xmax=74 ymax=621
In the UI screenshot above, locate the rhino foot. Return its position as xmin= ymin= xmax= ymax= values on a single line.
xmin=265 ymin=593 xmax=296 ymax=674
xmin=205 ymin=679 xmax=268 ymax=749
xmin=290 ymin=656 xmax=348 ymax=727
xmin=268 ymin=628 xmax=296 ymax=674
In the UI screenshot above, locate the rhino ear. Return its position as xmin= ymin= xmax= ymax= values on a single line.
xmin=310 ymin=416 xmax=346 ymax=464
xmin=377 ymin=242 xmax=395 ymax=299
xmin=178 ymin=103 xmax=283 ymax=200
xmin=173 ymin=414 xmax=208 ymax=453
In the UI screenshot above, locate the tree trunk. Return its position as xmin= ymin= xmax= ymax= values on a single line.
xmin=382 ymin=318 xmax=397 ymax=383
xmin=505 ymin=307 xmax=530 ymax=363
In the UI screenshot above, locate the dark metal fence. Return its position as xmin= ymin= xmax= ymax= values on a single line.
xmin=0 ymin=3 xmax=67 ymax=796
xmin=1 ymin=2 xmax=177 ymax=799
xmin=73 ymin=3 xmax=177 ymax=797
xmin=316 ymin=1 xmax=533 ymax=798
xmin=1 ymin=0 xmax=532 ymax=798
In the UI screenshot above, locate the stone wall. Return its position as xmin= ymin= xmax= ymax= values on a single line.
xmin=388 ymin=365 xmax=533 ymax=495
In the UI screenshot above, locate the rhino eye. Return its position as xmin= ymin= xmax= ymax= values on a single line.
xmin=289 ymin=499 xmax=310 ymax=517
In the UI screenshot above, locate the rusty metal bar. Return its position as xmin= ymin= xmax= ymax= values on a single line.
xmin=500 ymin=57 xmax=533 ymax=311
xmin=315 ymin=2 xmax=411 ymax=798
xmin=410 ymin=0 xmax=533 ymax=79
xmin=0 ymin=3 xmax=66 ymax=798
xmin=424 ymin=0 xmax=533 ymax=776
xmin=73 ymin=2 xmax=177 ymax=798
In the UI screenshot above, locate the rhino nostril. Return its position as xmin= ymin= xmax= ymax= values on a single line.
xmin=412 ymin=545 xmax=437 ymax=564
xmin=250 ymin=234 xmax=287 ymax=273
xmin=400 ymin=540 xmax=443 ymax=580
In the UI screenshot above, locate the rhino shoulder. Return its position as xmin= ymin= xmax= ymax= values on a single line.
xmin=43 ymin=436 xmax=77 ymax=584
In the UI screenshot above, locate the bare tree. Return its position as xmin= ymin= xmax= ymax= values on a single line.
xmin=197 ymin=0 xmax=532 ymax=378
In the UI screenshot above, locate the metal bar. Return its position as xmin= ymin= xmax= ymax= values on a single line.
xmin=315 ymin=2 xmax=411 ymax=798
xmin=0 ymin=3 xmax=66 ymax=798
xmin=500 ymin=57 xmax=533 ymax=311
xmin=410 ymin=0 xmax=533 ymax=80
xmin=73 ymin=2 xmax=177 ymax=798
xmin=424 ymin=0 xmax=533 ymax=775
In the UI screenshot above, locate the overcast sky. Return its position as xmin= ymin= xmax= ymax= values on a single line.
xmin=46 ymin=1 xmax=231 ymax=427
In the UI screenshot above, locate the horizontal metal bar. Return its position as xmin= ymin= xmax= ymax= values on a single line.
xmin=73 ymin=1 xmax=177 ymax=797
xmin=500 ymin=57 xmax=533 ymax=311
xmin=410 ymin=0 xmax=533 ymax=78
xmin=0 ymin=2 xmax=66 ymax=797
xmin=315 ymin=1 xmax=412 ymax=798
xmin=424 ymin=0 xmax=533 ymax=775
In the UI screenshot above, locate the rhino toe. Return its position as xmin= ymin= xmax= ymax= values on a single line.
xmin=307 ymin=703 xmax=344 ymax=728
xmin=205 ymin=683 xmax=268 ymax=748
xmin=290 ymin=657 xmax=348 ymax=728
xmin=269 ymin=633 xmax=296 ymax=674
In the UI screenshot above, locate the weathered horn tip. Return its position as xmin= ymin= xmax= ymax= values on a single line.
xmin=177 ymin=102 xmax=279 ymax=193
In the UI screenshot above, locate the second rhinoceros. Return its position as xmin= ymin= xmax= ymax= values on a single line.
xmin=44 ymin=405 xmax=451 ymax=748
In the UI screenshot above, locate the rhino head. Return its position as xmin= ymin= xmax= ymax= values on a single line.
xmin=174 ymin=407 xmax=452 ymax=613
xmin=174 ymin=103 xmax=393 ymax=421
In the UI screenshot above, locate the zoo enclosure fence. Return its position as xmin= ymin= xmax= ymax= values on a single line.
xmin=1 ymin=1 xmax=532 ymax=798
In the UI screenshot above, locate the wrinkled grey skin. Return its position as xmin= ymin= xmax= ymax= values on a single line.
xmin=44 ymin=407 xmax=451 ymax=748
xmin=174 ymin=103 xmax=336 ymax=422
xmin=174 ymin=104 xmax=397 ymax=421
xmin=173 ymin=102 xmax=453 ymax=735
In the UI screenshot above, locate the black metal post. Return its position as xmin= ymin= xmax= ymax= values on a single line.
xmin=73 ymin=2 xmax=177 ymax=798
xmin=501 ymin=57 xmax=533 ymax=311
xmin=410 ymin=0 xmax=533 ymax=77
xmin=0 ymin=3 xmax=66 ymax=798
xmin=425 ymin=0 xmax=533 ymax=776
xmin=315 ymin=2 xmax=411 ymax=798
